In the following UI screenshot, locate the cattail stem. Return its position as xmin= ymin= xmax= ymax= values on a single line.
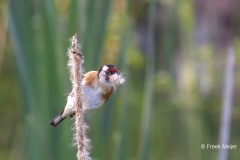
xmin=68 ymin=34 xmax=91 ymax=160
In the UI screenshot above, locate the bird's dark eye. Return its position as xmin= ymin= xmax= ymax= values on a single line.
xmin=106 ymin=71 xmax=113 ymax=76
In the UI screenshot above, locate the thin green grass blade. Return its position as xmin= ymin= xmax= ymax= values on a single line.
xmin=138 ymin=0 xmax=157 ymax=159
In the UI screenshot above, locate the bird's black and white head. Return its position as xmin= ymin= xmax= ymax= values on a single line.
xmin=98 ymin=64 xmax=125 ymax=87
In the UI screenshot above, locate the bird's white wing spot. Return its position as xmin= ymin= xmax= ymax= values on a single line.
xmin=54 ymin=115 xmax=62 ymax=124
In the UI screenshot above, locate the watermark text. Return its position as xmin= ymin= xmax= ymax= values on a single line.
xmin=201 ymin=144 xmax=237 ymax=150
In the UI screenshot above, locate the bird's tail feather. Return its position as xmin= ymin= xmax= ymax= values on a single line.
xmin=49 ymin=109 xmax=66 ymax=128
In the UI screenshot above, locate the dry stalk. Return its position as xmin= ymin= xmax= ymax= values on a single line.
xmin=68 ymin=34 xmax=91 ymax=160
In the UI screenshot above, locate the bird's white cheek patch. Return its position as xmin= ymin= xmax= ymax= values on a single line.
xmin=101 ymin=66 xmax=109 ymax=72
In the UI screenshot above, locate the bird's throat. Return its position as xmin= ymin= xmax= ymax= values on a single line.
xmin=105 ymin=76 xmax=109 ymax=81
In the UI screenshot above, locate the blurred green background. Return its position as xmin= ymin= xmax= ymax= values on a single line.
xmin=1 ymin=0 xmax=240 ymax=159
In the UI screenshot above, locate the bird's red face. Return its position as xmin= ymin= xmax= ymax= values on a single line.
xmin=105 ymin=65 xmax=118 ymax=82
xmin=106 ymin=66 xmax=118 ymax=76
xmin=98 ymin=64 xmax=119 ymax=84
